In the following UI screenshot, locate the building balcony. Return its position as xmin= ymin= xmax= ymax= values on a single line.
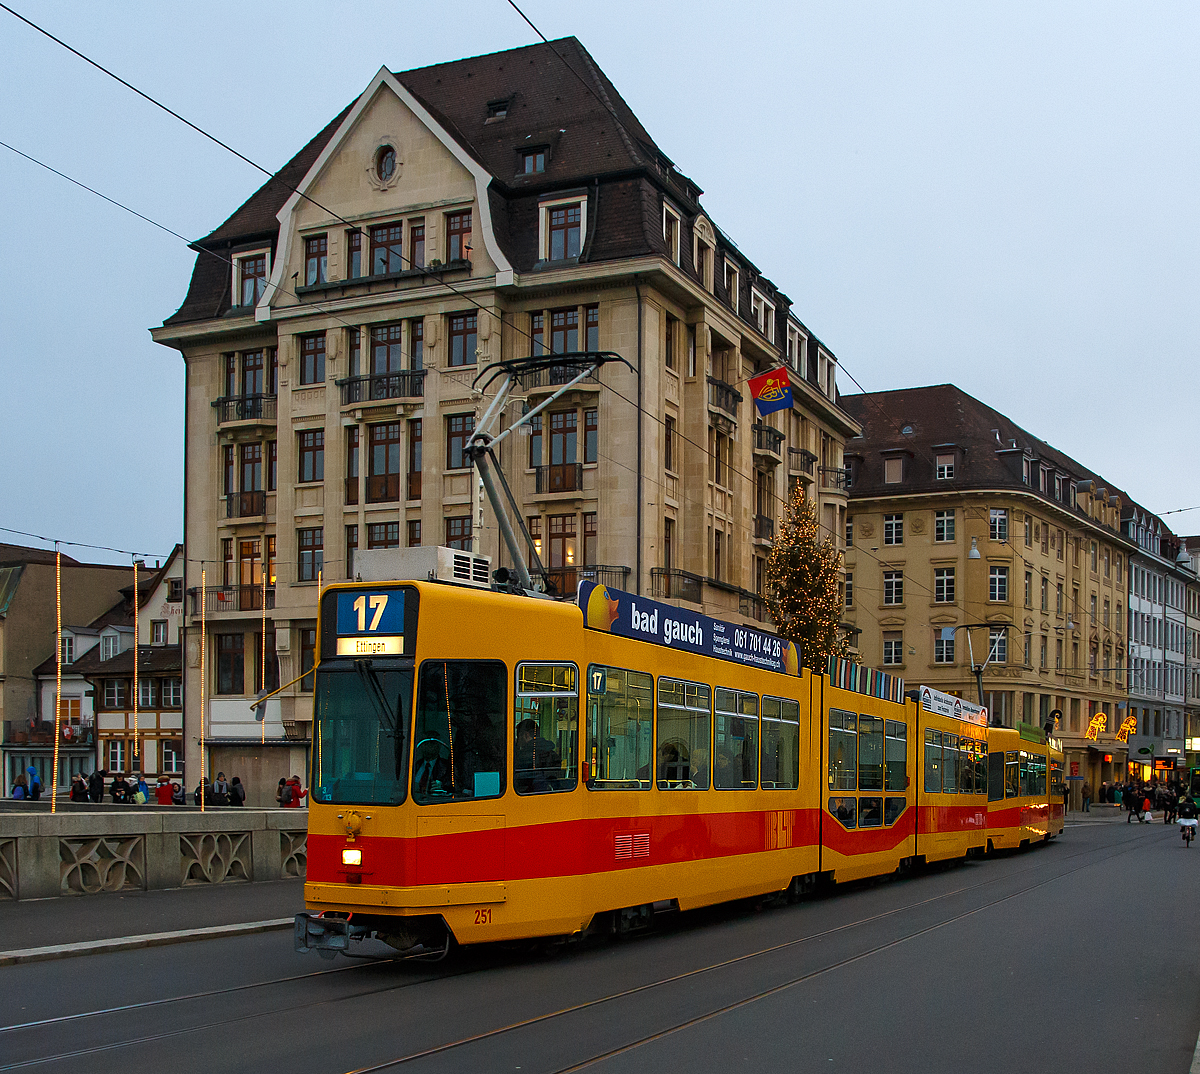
xmin=788 ymin=447 xmax=817 ymax=476
xmin=754 ymin=514 xmax=775 ymax=542
xmin=189 ymin=585 xmax=276 ymax=616
xmin=576 ymin=564 xmax=632 ymax=592
xmin=651 ymin=567 xmax=704 ymax=604
xmin=752 ymin=423 xmax=785 ymax=464
xmin=225 ymin=491 xmax=266 ymax=518
xmin=707 ymin=376 xmax=741 ymax=419
xmin=535 ymin=463 xmax=583 ymax=494
xmin=337 ymin=370 xmax=426 ymax=406
xmin=213 ymin=394 xmax=277 ymax=425
xmin=740 ymin=592 xmax=770 ymax=624
xmin=819 ymin=467 xmax=849 ymax=492
xmin=365 ymin=473 xmax=400 ymax=504
xmin=519 ymin=362 xmax=600 ymax=392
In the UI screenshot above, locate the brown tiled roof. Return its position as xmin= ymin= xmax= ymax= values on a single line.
xmin=72 ymin=644 xmax=182 ymax=677
xmin=160 ymin=38 xmax=715 ymax=325
xmin=841 ymin=384 xmax=1133 ymax=540
xmin=0 ymin=543 xmax=81 ymax=567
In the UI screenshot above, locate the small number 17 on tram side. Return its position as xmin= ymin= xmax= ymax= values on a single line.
xmin=296 ymin=578 xmax=1062 ymax=958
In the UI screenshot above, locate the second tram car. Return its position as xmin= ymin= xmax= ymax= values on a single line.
xmin=297 ymin=577 xmax=1062 ymax=957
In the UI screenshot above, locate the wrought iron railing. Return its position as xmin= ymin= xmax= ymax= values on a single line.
xmin=819 ymin=466 xmax=849 ymax=490
xmin=752 ymin=423 xmax=785 ymax=455
xmin=337 ymin=370 xmax=426 ymax=405
xmin=707 ymin=376 xmax=741 ymax=417
xmin=740 ymin=592 xmax=770 ymax=623
xmin=754 ymin=514 xmax=775 ymax=540
xmin=366 ymin=473 xmax=400 ymax=503
xmin=535 ymin=463 xmax=583 ymax=494
xmin=650 ymin=567 xmax=704 ymax=604
xmin=224 ymin=491 xmax=266 ymax=518
xmin=575 ymin=564 xmax=632 ymax=591
xmin=213 ymin=395 xmax=276 ymax=424
xmin=519 ymin=362 xmax=600 ymax=389
xmin=190 ymin=585 xmax=276 ymax=615
xmin=788 ymin=447 xmax=817 ymax=475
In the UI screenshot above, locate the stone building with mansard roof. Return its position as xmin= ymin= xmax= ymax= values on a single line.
xmin=152 ymin=38 xmax=860 ymax=783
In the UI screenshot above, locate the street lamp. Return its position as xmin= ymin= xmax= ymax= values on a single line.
xmin=944 ymin=622 xmax=1008 ymax=712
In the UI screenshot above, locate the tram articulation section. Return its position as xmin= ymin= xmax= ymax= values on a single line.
xmin=296 ymin=573 xmax=1063 ymax=958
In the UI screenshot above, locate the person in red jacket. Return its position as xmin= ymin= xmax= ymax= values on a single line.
xmin=282 ymin=775 xmax=307 ymax=807
xmin=154 ymin=775 xmax=174 ymax=805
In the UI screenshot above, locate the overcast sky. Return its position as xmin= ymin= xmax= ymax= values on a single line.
xmin=2 ymin=0 xmax=1196 ymax=565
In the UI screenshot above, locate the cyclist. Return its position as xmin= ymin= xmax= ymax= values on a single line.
xmin=1178 ymin=794 xmax=1198 ymax=845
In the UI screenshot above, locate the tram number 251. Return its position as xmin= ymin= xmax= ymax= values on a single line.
xmin=473 ymin=908 xmax=492 ymax=925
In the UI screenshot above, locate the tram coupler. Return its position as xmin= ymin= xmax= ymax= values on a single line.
xmin=295 ymin=913 xmax=370 ymax=958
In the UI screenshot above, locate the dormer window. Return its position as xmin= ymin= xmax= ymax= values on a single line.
xmin=100 ymin=633 xmax=119 ymax=662
xmin=60 ymin=635 xmax=73 ymax=665
xmin=723 ymin=260 xmax=739 ymax=313
xmin=750 ymin=290 xmax=775 ymax=342
xmin=884 ymin=457 xmax=903 ymax=484
xmin=168 ymin=578 xmax=183 ymax=602
xmin=237 ymin=253 xmax=267 ymax=308
xmin=663 ymin=204 xmax=681 ymax=265
xmin=538 ymin=196 xmax=587 ymax=262
xmin=521 ymin=148 xmax=546 ymax=174
xmin=486 ymin=99 xmax=510 ymax=120
xmin=936 ymin=453 xmax=955 ymax=480
xmin=786 ymin=325 xmax=805 ymax=371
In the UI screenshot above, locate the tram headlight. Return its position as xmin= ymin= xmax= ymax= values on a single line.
xmin=342 ymin=848 xmax=362 ymax=866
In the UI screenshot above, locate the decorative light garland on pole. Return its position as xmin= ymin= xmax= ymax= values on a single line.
xmin=51 ymin=544 xmax=62 ymax=814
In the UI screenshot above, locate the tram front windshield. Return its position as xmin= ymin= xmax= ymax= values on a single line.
xmin=312 ymin=662 xmax=411 ymax=805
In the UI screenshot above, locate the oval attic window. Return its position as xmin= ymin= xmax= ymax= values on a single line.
xmin=901 ymin=425 xmax=914 ymax=435
xmin=375 ymin=145 xmax=396 ymax=182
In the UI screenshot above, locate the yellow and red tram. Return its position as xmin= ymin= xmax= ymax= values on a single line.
xmin=297 ymin=578 xmax=1061 ymax=957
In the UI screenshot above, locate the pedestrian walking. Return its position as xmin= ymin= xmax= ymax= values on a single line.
xmin=87 ymin=768 xmax=104 ymax=803
xmin=281 ymin=774 xmax=307 ymax=807
xmin=26 ymin=766 xmax=42 ymax=801
xmin=229 ymin=776 xmax=246 ymax=806
xmin=1126 ymin=784 xmax=1139 ymax=822
xmin=10 ymin=772 xmax=29 ymax=799
xmin=1082 ymin=782 xmax=1092 ymax=813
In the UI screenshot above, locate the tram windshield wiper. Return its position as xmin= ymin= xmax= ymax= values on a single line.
xmin=354 ymin=658 xmax=398 ymax=733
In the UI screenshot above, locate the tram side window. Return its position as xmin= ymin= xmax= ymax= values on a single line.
xmin=975 ymin=741 xmax=989 ymax=796
xmin=514 ymin=663 xmax=578 ymax=795
xmin=942 ymin=733 xmax=958 ymax=793
xmin=586 ymin=665 xmax=653 ymax=789
xmin=884 ymin=797 xmax=907 ymax=825
xmin=988 ymin=751 xmax=1004 ymax=802
xmin=714 ymin=688 xmax=759 ymax=789
xmin=1005 ymin=751 xmax=1020 ymax=799
xmin=1033 ymin=754 xmax=1047 ymax=796
xmin=860 ymin=796 xmax=883 ymax=828
xmin=829 ymin=795 xmax=857 ymax=828
xmin=829 ymin=709 xmax=857 ymax=791
xmin=413 ymin=660 xmax=506 ymax=803
xmin=761 ymin=696 xmax=800 ymax=789
xmin=884 ymin=720 xmax=906 ymax=791
xmin=924 ymin=728 xmax=942 ymax=792
xmin=657 ymin=678 xmax=711 ymax=789
xmin=958 ymin=739 xmax=973 ymax=794
xmin=858 ymin=716 xmax=884 ymax=791
xmin=1019 ymin=752 xmax=1032 ymax=797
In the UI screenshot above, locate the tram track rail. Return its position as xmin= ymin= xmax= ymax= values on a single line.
xmin=0 ymin=827 xmax=1162 ymax=1072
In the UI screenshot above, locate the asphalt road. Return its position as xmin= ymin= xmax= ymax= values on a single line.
xmin=3 ymin=814 xmax=1198 ymax=1074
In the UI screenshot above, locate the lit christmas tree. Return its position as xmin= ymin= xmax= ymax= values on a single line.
xmin=766 ymin=483 xmax=856 ymax=671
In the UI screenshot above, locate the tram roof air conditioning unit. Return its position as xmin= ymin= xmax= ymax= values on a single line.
xmin=354 ymin=546 xmax=492 ymax=590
